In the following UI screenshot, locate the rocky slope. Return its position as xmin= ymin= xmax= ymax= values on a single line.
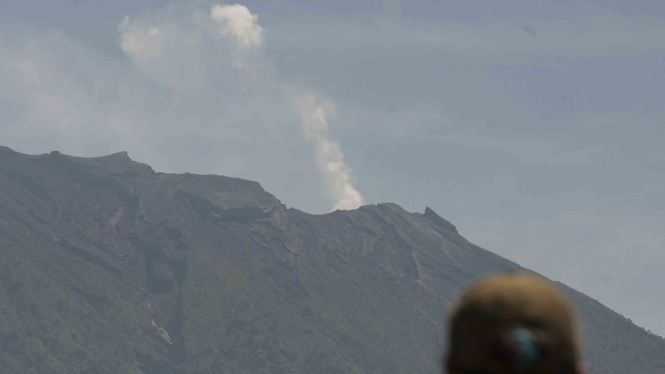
xmin=0 ymin=146 xmax=663 ymax=374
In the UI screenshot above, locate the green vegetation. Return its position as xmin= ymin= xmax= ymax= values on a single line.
xmin=1 ymin=147 xmax=664 ymax=373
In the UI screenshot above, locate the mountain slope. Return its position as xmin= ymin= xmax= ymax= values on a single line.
xmin=0 ymin=146 xmax=663 ymax=374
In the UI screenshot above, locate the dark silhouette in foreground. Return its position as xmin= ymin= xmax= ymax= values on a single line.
xmin=445 ymin=273 xmax=585 ymax=374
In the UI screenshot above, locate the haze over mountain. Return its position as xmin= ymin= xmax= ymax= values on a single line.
xmin=1 ymin=146 xmax=664 ymax=374
xmin=2 ymin=0 xmax=665 ymax=339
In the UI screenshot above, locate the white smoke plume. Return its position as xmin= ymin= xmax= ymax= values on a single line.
xmin=0 ymin=2 xmax=364 ymax=213
xmin=211 ymin=4 xmax=265 ymax=51
xmin=118 ymin=15 xmax=165 ymax=61
xmin=296 ymin=96 xmax=365 ymax=211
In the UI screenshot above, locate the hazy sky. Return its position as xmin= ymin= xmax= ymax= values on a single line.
xmin=1 ymin=0 xmax=664 ymax=337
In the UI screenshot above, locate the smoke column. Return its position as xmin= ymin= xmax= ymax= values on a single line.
xmin=120 ymin=3 xmax=365 ymax=211
xmin=296 ymin=96 xmax=365 ymax=211
xmin=211 ymin=4 xmax=265 ymax=51
xmin=210 ymin=4 xmax=364 ymax=211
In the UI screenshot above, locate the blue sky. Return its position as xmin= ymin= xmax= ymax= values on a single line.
xmin=1 ymin=0 xmax=664 ymax=337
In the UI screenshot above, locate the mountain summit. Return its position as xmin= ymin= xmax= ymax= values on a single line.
xmin=0 ymin=146 xmax=663 ymax=374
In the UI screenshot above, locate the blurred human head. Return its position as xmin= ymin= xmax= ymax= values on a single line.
xmin=445 ymin=272 xmax=584 ymax=374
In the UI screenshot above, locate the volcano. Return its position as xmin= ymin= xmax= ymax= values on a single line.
xmin=0 ymin=146 xmax=663 ymax=374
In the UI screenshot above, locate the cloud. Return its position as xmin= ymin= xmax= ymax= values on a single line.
xmin=118 ymin=15 xmax=165 ymax=60
xmin=0 ymin=29 xmax=127 ymax=151
xmin=115 ymin=6 xmax=230 ymax=93
xmin=296 ymin=96 xmax=365 ymax=211
xmin=211 ymin=4 xmax=264 ymax=51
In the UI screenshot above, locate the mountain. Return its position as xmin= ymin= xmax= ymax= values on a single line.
xmin=0 ymin=146 xmax=663 ymax=374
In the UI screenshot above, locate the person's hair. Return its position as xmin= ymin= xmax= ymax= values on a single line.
xmin=445 ymin=272 xmax=582 ymax=374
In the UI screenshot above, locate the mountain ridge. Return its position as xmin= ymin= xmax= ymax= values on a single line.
xmin=0 ymin=145 xmax=663 ymax=374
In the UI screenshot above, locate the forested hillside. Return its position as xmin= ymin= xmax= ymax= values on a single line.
xmin=1 ymin=146 xmax=663 ymax=374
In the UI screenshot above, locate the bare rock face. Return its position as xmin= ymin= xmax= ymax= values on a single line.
xmin=0 ymin=146 xmax=664 ymax=374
